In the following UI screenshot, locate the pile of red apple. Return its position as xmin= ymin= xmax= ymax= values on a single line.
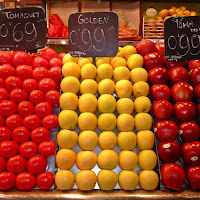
xmin=0 ymin=48 xmax=63 ymax=190
xmin=136 ymin=40 xmax=200 ymax=190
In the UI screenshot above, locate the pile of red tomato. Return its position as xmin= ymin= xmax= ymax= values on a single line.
xmin=0 ymin=48 xmax=64 ymax=190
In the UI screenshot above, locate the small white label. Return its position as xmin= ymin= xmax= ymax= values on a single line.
xmin=179 ymin=130 xmax=183 ymax=135
xmin=189 ymin=86 xmax=193 ymax=90
xmin=191 ymin=156 xmax=198 ymax=161
xmin=154 ymin=128 xmax=157 ymax=132
xmin=163 ymin=143 xmax=171 ymax=148
xmin=146 ymin=8 xmax=157 ymax=17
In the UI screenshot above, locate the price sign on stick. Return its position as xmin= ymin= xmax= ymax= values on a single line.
xmin=0 ymin=7 xmax=46 ymax=51
xmin=164 ymin=16 xmax=200 ymax=61
xmin=68 ymin=12 xmax=118 ymax=57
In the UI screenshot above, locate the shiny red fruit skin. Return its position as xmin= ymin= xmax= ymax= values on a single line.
xmin=190 ymin=67 xmax=200 ymax=87
xmin=10 ymin=89 xmax=28 ymax=103
xmin=36 ymin=172 xmax=54 ymax=190
xmin=0 ymin=51 xmax=13 ymax=66
xmin=158 ymin=142 xmax=180 ymax=163
xmin=186 ymin=166 xmax=200 ymax=189
xmin=12 ymin=126 xmax=30 ymax=144
xmin=171 ymin=82 xmax=193 ymax=102
xmin=5 ymin=114 xmax=23 ymax=130
xmin=144 ymin=52 xmax=164 ymax=71
xmin=155 ymin=42 xmax=165 ymax=56
xmin=16 ymin=65 xmax=33 ymax=80
xmin=198 ymin=104 xmax=200 ymax=118
xmin=32 ymin=67 xmax=48 ymax=82
xmin=22 ymin=79 xmax=38 ymax=93
xmin=0 ymin=115 xmax=4 ymax=126
xmin=5 ymin=76 xmax=22 ymax=92
xmin=0 ymin=126 xmax=12 ymax=142
xmin=48 ymin=67 xmax=62 ymax=83
xmin=19 ymin=141 xmax=38 ymax=158
xmin=23 ymin=114 xmax=42 ymax=130
xmin=181 ymin=141 xmax=200 ymax=166
xmin=29 ymin=90 xmax=45 ymax=105
xmin=178 ymin=122 xmax=200 ymax=142
xmin=136 ymin=40 xmax=156 ymax=57
xmin=16 ymin=172 xmax=36 ymax=190
xmin=38 ymin=78 xmax=56 ymax=94
xmin=0 ymin=88 xmax=9 ymax=102
xmin=155 ymin=120 xmax=178 ymax=142
xmin=45 ymin=90 xmax=60 ymax=105
xmin=31 ymin=127 xmax=50 ymax=143
xmin=0 ymin=64 xmax=15 ymax=79
xmin=174 ymin=101 xmax=196 ymax=122
xmin=13 ymin=52 xmax=32 ymax=67
xmin=188 ymin=60 xmax=200 ymax=71
xmin=164 ymin=56 xmax=186 ymax=70
xmin=49 ymin=57 xmax=62 ymax=68
xmin=150 ymin=84 xmax=171 ymax=101
xmin=0 ymin=78 xmax=4 ymax=88
xmin=194 ymin=84 xmax=200 ymax=99
xmin=0 ymin=172 xmax=16 ymax=190
xmin=0 ymin=140 xmax=19 ymax=158
xmin=161 ymin=163 xmax=186 ymax=190
xmin=42 ymin=114 xmax=58 ymax=130
xmin=152 ymin=100 xmax=173 ymax=120
xmin=18 ymin=101 xmax=35 ymax=118
xmin=32 ymin=57 xmax=49 ymax=70
xmin=0 ymin=100 xmax=17 ymax=117
xmin=148 ymin=67 xmax=169 ymax=85
xmin=0 ymin=156 xmax=6 ymax=172
xmin=35 ymin=102 xmax=52 ymax=118
xmin=38 ymin=140 xmax=56 ymax=157
xmin=40 ymin=48 xmax=57 ymax=62
xmin=57 ymin=53 xmax=66 ymax=61
xmin=169 ymin=66 xmax=190 ymax=85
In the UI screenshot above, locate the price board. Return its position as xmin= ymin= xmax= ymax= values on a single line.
xmin=164 ymin=16 xmax=200 ymax=61
xmin=68 ymin=12 xmax=118 ymax=57
xmin=0 ymin=7 xmax=46 ymax=51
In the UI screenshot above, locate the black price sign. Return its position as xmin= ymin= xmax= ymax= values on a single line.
xmin=0 ymin=7 xmax=46 ymax=51
xmin=164 ymin=16 xmax=200 ymax=61
xmin=68 ymin=12 xmax=118 ymax=57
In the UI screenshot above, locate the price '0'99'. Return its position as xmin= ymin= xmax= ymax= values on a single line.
xmin=0 ymin=22 xmax=37 ymax=43
xmin=69 ymin=27 xmax=105 ymax=52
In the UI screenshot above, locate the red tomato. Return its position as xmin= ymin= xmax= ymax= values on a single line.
xmin=56 ymin=82 xmax=60 ymax=92
xmin=32 ymin=57 xmax=49 ymax=70
xmin=31 ymin=53 xmax=39 ymax=60
xmin=45 ymin=90 xmax=60 ymax=105
xmin=29 ymin=90 xmax=45 ymax=105
xmin=32 ymin=67 xmax=48 ymax=81
xmin=38 ymin=78 xmax=56 ymax=93
xmin=27 ymin=156 xmax=47 ymax=175
xmin=23 ymin=114 xmax=42 ymax=130
xmin=38 ymin=140 xmax=56 ymax=157
xmin=12 ymin=126 xmax=30 ymax=144
xmin=19 ymin=141 xmax=38 ymax=158
xmin=35 ymin=102 xmax=52 ymax=117
xmin=48 ymin=67 xmax=62 ymax=82
xmin=0 ymin=126 xmax=12 ymax=142
xmin=7 ymin=154 xmax=27 ymax=173
xmin=0 ymin=78 xmax=4 ymax=88
xmin=49 ymin=57 xmax=62 ymax=68
xmin=40 ymin=48 xmax=57 ymax=62
xmin=0 ymin=100 xmax=17 ymax=116
xmin=22 ymin=79 xmax=38 ymax=93
xmin=0 ymin=140 xmax=19 ymax=158
xmin=0 ymin=51 xmax=13 ymax=65
xmin=0 ymin=156 xmax=6 ymax=172
xmin=0 ymin=172 xmax=16 ymax=190
xmin=36 ymin=172 xmax=54 ymax=190
xmin=0 ymin=88 xmax=9 ymax=102
xmin=0 ymin=115 xmax=4 ymax=126
xmin=18 ymin=101 xmax=34 ymax=118
xmin=16 ymin=65 xmax=33 ymax=80
xmin=57 ymin=53 xmax=66 ymax=61
xmin=0 ymin=64 xmax=15 ymax=79
xmin=16 ymin=172 xmax=36 ymax=190
xmin=31 ymin=127 xmax=50 ymax=143
xmin=42 ymin=114 xmax=58 ymax=130
xmin=5 ymin=114 xmax=23 ymax=130
xmin=5 ymin=76 xmax=22 ymax=91
xmin=13 ymin=51 xmax=32 ymax=67
xmin=10 ymin=89 xmax=28 ymax=103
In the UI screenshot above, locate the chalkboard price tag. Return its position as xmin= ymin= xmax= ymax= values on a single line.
xmin=68 ymin=12 xmax=118 ymax=57
xmin=0 ymin=7 xmax=46 ymax=51
xmin=164 ymin=16 xmax=200 ymax=61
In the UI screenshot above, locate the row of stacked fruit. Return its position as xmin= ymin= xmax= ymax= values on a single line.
xmin=55 ymin=45 xmax=159 ymax=191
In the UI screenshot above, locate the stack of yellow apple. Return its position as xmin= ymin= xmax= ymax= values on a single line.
xmin=55 ymin=45 xmax=159 ymax=191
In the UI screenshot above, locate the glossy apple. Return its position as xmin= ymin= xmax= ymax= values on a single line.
xmin=152 ymin=100 xmax=173 ymax=120
xmin=161 ymin=163 xmax=186 ymax=190
xmin=155 ymin=42 xmax=165 ymax=57
xmin=190 ymin=67 xmax=200 ymax=87
xmin=188 ymin=60 xmax=200 ymax=71
xmin=171 ymin=82 xmax=193 ymax=102
xmin=150 ymin=84 xmax=171 ymax=101
xmin=186 ymin=166 xmax=200 ymax=189
xmin=178 ymin=122 xmax=200 ymax=143
xmin=194 ymin=84 xmax=200 ymax=99
xmin=181 ymin=141 xmax=200 ymax=166
xmin=154 ymin=120 xmax=178 ymax=142
xmin=143 ymin=52 xmax=164 ymax=71
xmin=136 ymin=40 xmax=156 ymax=57
xmin=198 ymin=104 xmax=200 ymax=118
xmin=164 ymin=56 xmax=186 ymax=70
xmin=158 ymin=142 xmax=180 ymax=163
xmin=169 ymin=66 xmax=190 ymax=85
xmin=174 ymin=101 xmax=196 ymax=122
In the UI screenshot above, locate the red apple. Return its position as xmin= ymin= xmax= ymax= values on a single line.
xmin=174 ymin=101 xmax=196 ymax=122
xmin=171 ymin=82 xmax=193 ymax=102
xmin=161 ymin=163 xmax=186 ymax=190
xmin=169 ymin=66 xmax=190 ymax=84
xmin=190 ymin=67 xmax=200 ymax=87
xmin=186 ymin=166 xmax=200 ymax=189
xmin=154 ymin=120 xmax=178 ymax=142
xmin=164 ymin=56 xmax=186 ymax=70
xmin=194 ymin=84 xmax=200 ymax=99
xmin=152 ymin=100 xmax=173 ymax=120
xmin=150 ymin=84 xmax=171 ymax=101
xmin=179 ymin=122 xmax=200 ymax=143
xmin=148 ymin=67 xmax=169 ymax=85
xmin=197 ymin=104 xmax=200 ymax=118
xmin=155 ymin=42 xmax=165 ymax=57
xmin=143 ymin=52 xmax=164 ymax=71
xmin=158 ymin=142 xmax=180 ymax=163
xmin=188 ymin=60 xmax=200 ymax=71
xmin=181 ymin=141 xmax=200 ymax=166
xmin=136 ymin=40 xmax=156 ymax=57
